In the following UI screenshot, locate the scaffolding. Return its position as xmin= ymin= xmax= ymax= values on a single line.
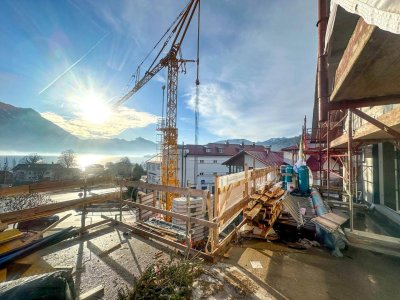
xmin=311 ymin=0 xmax=400 ymax=233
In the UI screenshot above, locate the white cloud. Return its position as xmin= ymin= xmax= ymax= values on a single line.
xmin=41 ymin=106 xmax=158 ymax=139
xmin=185 ymin=1 xmax=316 ymax=142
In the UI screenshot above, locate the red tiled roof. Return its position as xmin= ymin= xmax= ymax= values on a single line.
xmin=184 ymin=143 xmax=269 ymax=156
xmin=223 ymin=150 xmax=285 ymax=167
xmin=281 ymin=145 xmax=299 ymax=151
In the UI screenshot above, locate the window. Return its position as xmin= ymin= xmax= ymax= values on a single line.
xmin=218 ymin=148 xmax=223 ymax=153
xmin=201 ymin=180 xmax=205 ymax=184
xmin=199 ymin=172 xmax=204 ymax=176
xmin=201 ymin=186 xmax=207 ymax=190
xmin=213 ymin=160 xmax=218 ymax=164
xmin=200 ymin=160 xmax=204 ymax=164
xmin=206 ymin=148 xmax=211 ymax=153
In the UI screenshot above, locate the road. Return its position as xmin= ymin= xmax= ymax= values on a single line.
xmin=47 ymin=187 xmax=121 ymax=203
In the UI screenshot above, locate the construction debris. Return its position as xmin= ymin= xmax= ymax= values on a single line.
xmin=117 ymin=258 xmax=203 ymax=300
xmin=243 ymin=184 xmax=286 ymax=239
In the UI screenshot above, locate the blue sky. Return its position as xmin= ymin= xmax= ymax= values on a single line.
xmin=0 ymin=0 xmax=317 ymax=144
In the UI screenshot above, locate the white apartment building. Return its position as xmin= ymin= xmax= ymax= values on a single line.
xmin=146 ymin=142 xmax=271 ymax=194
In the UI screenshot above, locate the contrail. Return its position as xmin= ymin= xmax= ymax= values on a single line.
xmin=39 ymin=33 xmax=110 ymax=95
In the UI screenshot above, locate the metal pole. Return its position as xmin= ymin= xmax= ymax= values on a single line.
xmin=327 ymin=111 xmax=330 ymax=200
xmin=80 ymin=184 xmax=87 ymax=235
xmin=348 ymin=109 xmax=354 ymax=231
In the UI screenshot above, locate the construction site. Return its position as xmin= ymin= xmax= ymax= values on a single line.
xmin=0 ymin=0 xmax=400 ymax=299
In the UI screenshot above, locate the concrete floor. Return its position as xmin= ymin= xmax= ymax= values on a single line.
xmin=222 ymin=240 xmax=400 ymax=300
xmin=37 ymin=210 xmax=400 ymax=300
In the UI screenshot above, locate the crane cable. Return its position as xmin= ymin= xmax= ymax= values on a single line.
xmin=124 ymin=2 xmax=191 ymax=90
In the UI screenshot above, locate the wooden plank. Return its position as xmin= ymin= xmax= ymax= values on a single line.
xmin=81 ymin=219 xmax=113 ymax=231
xmin=217 ymin=196 xmax=250 ymax=225
xmin=23 ymin=213 xmax=72 ymax=245
xmin=79 ymin=285 xmax=104 ymax=300
xmin=102 ymin=216 xmax=214 ymax=261
xmin=0 ymin=229 xmax=23 ymax=245
xmin=124 ymin=201 xmax=217 ymax=229
xmin=331 ymin=18 xmax=400 ymax=101
xmin=121 ymin=180 xmax=207 ymax=198
xmin=212 ymin=218 xmax=246 ymax=256
xmin=99 ymin=243 xmax=121 ymax=257
xmin=0 ymin=268 xmax=6 ymax=282
xmin=0 ymin=192 xmax=120 ymax=225
xmin=245 ymin=204 xmax=262 ymax=220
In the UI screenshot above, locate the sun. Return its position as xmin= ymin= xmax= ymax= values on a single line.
xmin=78 ymin=90 xmax=111 ymax=124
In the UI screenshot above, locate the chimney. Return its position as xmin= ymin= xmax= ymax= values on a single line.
xmin=241 ymin=140 xmax=245 ymax=147
xmin=226 ymin=140 xmax=229 ymax=145
xmin=252 ymin=142 xmax=255 ymax=148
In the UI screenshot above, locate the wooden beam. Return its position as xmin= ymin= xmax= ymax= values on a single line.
xmin=0 ymin=192 xmax=120 ymax=225
xmin=124 ymin=201 xmax=218 ymax=229
xmin=330 ymin=107 xmax=400 ymax=148
xmin=99 ymin=243 xmax=122 ymax=257
xmin=102 ymin=216 xmax=214 ymax=261
xmin=23 ymin=213 xmax=72 ymax=244
xmin=350 ymin=108 xmax=400 ymax=139
xmin=81 ymin=219 xmax=113 ymax=232
xmin=78 ymin=285 xmax=104 ymax=300
xmin=120 ymin=180 xmax=207 ymax=198
xmin=212 ymin=218 xmax=246 ymax=256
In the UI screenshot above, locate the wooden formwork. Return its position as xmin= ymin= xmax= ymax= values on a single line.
xmin=211 ymin=166 xmax=278 ymax=255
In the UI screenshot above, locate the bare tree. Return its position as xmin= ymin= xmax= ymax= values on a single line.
xmin=21 ymin=153 xmax=42 ymax=165
xmin=58 ymin=149 xmax=77 ymax=168
xmin=0 ymin=193 xmax=54 ymax=212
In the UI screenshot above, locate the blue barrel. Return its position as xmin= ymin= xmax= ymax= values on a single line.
xmin=285 ymin=165 xmax=293 ymax=183
xmin=298 ymin=165 xmax=309 ymax=193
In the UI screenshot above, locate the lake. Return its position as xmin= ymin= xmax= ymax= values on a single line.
xmin=0 ymin=151 xmax=155 ymax=171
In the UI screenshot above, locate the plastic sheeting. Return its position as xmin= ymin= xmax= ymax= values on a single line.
xmin=0 ymin=271 xmax=76 ymax=300
xmin=326 ymin=0 xmax=400 ymax=51
xmin=332 ymin=0 xmax=400 ymax=33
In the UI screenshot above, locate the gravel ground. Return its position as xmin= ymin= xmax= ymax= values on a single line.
xmin=40 ymin=223 xmax=175 ymax=299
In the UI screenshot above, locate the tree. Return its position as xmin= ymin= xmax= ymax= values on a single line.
xmin=115 ymin=157 xmax=133 ymax=178
xmin=58 ymin=149 xmax=77 ymax=168
xmin=132 ymin=163 xmax=146 ymax=180
xmin=21 ymin=153 xmax=42 ymax=165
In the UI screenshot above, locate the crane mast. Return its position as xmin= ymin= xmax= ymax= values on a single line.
xmin=115 ymin=0 xmax=200 ymax=215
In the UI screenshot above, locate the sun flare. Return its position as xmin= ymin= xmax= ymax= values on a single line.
xmin=78 ymin=90 xmax=111 ymax=124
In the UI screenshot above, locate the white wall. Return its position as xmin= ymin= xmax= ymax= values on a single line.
xmin=179 ymin=153 xmax=231 ymax=190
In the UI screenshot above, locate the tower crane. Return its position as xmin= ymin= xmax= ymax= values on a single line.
xmin=115 ymin=0 xmax=201 ymax=214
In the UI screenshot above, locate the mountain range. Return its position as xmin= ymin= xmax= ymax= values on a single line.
xmin=0 ymin=102 xmax=157 ymax=155
xmin=216 ymin=137 xmax=300 ymax=151
xmin=0 ymin=101 xmax=299 ymax=155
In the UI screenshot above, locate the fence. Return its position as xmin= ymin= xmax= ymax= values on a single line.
xmin=0 ymin=166 xmax=278 ymax=260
